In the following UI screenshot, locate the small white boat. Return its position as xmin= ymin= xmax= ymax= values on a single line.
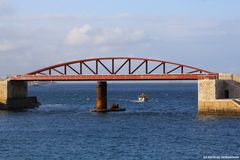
xmin=138 ymin=93 xmax=148 ymax=102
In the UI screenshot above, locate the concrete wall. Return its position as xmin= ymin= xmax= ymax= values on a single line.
xmin=198 ymin=75 xmax=240 ymax=101
xmin=217 ymin=73 xmax=240 ymax=99
xmin=198 ymin=79 xmax=217 ymax=101
xmin=198 ymin=100 xmax=240 ymax=115
xmin=219 ymin=73 xmax=240 ymax=82
xmin=0 ymin=80 xmax=39 ymax=110
xmin=197 ymin=79 xmax=227 ymax=100
xmin=0 ymin=80 xmax=27 ymax=100
xmin=233 ymin=74 xmax=240 ymax=83
xmin=215 ymin=80 xmax=225 ymax=99
xmin=8 ymin=81 xmax=27 ymax=98
xmin=198 ymin=73 xmax=240 ymax=115
xmin=219 ymin=73 xmax=233 ymax=80
xmin=0 ymin=80 xmax=8 ymax=100
xmin=221 ymin=80 xmax=240 ymax=98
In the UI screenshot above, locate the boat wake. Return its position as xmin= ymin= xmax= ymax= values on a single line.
xmin=130 ymin=100 xmax=145 ymax=103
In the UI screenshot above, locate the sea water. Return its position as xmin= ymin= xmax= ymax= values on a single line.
xmin=0 ymin=83 xmax=239 ymax=160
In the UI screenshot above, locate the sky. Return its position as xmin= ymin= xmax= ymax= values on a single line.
xmin=0 ymin=0 xmax=240 ymax=76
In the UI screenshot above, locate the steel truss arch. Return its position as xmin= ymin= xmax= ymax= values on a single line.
xmin=11 ymin=57 xmax=218 ymax=81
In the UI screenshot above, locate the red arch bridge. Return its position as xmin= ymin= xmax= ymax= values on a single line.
xmin=4 ymin=57 xmax=218 ymax=111
xmin=10 ymin=57 xmax=218 ymax=81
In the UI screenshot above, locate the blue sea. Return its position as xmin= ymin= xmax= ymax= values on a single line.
xmin=0 ymin=83 xmax=239 ymax=160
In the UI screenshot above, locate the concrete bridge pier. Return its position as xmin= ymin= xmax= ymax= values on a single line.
xmin=91 ymin=81 xmax=125 ymax=112
xmin=0 ymin=80 xmax=39 ymax=110
xmin=96 ymin=81 xmax=107 ymax=110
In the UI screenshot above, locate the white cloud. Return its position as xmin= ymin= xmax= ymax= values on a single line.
xmin=94 ymin=27 xmax=145 ymax=45
xmin=65 ymin=24 xmax=92 ymax=45
xmin=0 ymin=40 xmax=15 ymax=51
xmin=65 ymin=24 xmax=146 ymax=50
xmin=0 ymin=14 xmax=240 ymax=76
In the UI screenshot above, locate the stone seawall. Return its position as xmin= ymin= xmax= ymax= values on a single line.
xmin=198 ymin=99 xmax=240 ymax=115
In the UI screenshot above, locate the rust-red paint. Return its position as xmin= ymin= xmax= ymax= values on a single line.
xmin=10 ymin=74 xmax=218 ymax=81
xmin=26 ymin=57 xmax=216 ymax=75
xmin=10 ymin=57 xmax=218 ymax=81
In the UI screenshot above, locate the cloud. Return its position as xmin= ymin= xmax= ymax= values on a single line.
xmin=94 ymin=27 xmax=145 ymax=45
xmin=0 ymin=40 xmax=15 ymax=51
xmin=65 ymin=24 xmax=145 ymax=48
xmin=65 ymin=24 xmax=92 ymax=45
xmin=0 ymin=14 xmax=240 ymax=76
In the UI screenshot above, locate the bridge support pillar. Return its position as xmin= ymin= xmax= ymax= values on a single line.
xmin=0 ymin=80 xmax=39 ymax=110
xmin=90 ymin=81 xmax=125 ymax=112
xmin=96 ymin=81 xmax=107 ymax=110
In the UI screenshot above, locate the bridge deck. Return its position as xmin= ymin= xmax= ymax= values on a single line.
xmin=10 ymin=74 xmax=217 ymax=81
